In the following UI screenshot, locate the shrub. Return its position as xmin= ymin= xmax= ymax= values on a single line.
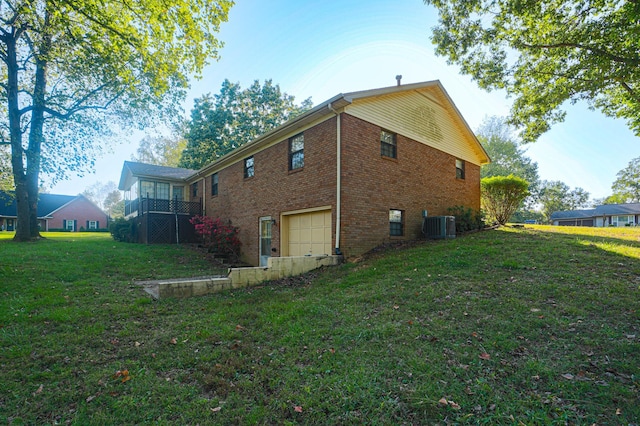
xmin=189 ymin=215 xmax=241 ymax=260
xmin=447 ymin=206 xmax=484 ymax=233
xmin=109 ymin=218 xmax=135 ymax=242
xmin=481 ymin=175 xmax=530 ymax=225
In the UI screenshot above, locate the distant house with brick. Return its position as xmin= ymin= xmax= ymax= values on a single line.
xmin=0 ymin=192 xmax=109 ymax=232
xmin=551 ymin=203 xmax=640 ymax=227
xmin=119 ymin=80 xmax=490 ymax=266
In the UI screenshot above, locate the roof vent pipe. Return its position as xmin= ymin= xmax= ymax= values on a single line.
xmin=395 ymin=75 xmax=402 ymax=86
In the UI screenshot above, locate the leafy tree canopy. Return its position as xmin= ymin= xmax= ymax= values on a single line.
xmin=538 ymin=180 xmax=590 ymax=221
xmin=132 ymin=135 xmax=187 ymax=168
xmin=179 ymin=79 xmax=313 ymax=169
xmin=0 ymin=0 xmax=232 ymax=241
xmin=477 ymin=116 xmax=540 ymax=186
xmin=611 ymin=156 xmax=640 ymax=203
xmin=425 ymin=0 xmax=640 ymax=142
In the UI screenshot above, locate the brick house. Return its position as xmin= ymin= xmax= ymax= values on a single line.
xmin=0 ymin=192 xmax=109 ymax=232
xmin=119 ymin=80 xmax=490 ymax=265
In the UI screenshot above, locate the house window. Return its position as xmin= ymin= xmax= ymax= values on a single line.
xmin=289 ymin=133 xmax=304 ymax=170
xmin=389 ymin=209 xmax=404 ymax=236
xmin=65 ymin=220 xmax=75 ymax=232
xmin=244 ymin=156 xmax=255 ymax=178
xmin=192 ymin=182 xmax=198 ymax=198
xmin=381 ymin=130 xmax=397 ymax=158
xmin=88 ymin=221 xmax=98 ymax=230
xmin=173 ymin=186 xmax=184 ymax=201
xmin=612 ymin=215 xmax=634 ymax=227
xmin=141 ymin=180 xmax=155 ymax=198
xmin=211 ymin=173 xmax=219 ymax=196
xmin=456 ymin=159 xmax=465 ymax=179
xmin=156 ymin=182 xmax=170 ymax=200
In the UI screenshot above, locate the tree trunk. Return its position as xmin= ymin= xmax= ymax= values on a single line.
xmin=4 ymin=30 xmax=31 ymax=241
xmin=26 ymin=28 xmax=51 ymax=239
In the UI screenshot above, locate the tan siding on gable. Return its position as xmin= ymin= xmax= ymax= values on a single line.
xmin=345 ymin=89 xmax=485 ymax=165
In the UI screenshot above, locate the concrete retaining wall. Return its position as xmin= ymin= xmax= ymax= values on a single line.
xmin=138 ymin=254 xmax=342 ymax=299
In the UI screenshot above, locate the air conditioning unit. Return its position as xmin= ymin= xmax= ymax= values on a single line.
xmin=423 ymin=215 xmax=456 ymax=239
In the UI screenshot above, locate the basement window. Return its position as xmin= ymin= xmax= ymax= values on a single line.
xmin=389 ymin=209 xmax=404 ymax=236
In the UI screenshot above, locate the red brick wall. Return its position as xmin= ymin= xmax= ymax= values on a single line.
xmin=339 ymin=114 xmax=480 ymax=257
xmin=202 ymin=113 xmax=481 ymax=264
xmin=203 ymin=117 xmax=338 ymax=265
xmin=48 ymin=197 xmax=110 ymax=231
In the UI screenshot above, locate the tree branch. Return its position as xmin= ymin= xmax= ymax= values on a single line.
xmin=52 ymin=0 xmax=141 ymax=49
xmin=518 ymin=41 xmax=640 ymax=66
xmin=618 ymin=80 xmax=640 ymax=103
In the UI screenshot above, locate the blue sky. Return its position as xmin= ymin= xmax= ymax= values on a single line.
xmin=51 ymin=0 xmax=639 ymax=201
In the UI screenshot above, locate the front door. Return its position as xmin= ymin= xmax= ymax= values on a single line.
xmin=259 ymin=217 xmax=273 ymax=267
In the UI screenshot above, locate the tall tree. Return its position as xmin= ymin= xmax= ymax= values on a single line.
xmin=538 ymin=180 xmax=590 ymax=221
xmin=611 ymin=156 xmax=640 ymax=203
xmin=82 ymin=181 xmax=118 ymax=211
xmin=132 ymin=135 xmax=187 ymax=168
xmin=477 ymin=116 xmax=540 ymax=185
xmin=424 ymin=0 xmax=640 ymax=142
xmin=0 ymin=0 xmax=232 ymax=241
xmin=179 ymin=79 xmax=313 ymax=169
xmin=103 ymin=190 xmax=124 ymax=218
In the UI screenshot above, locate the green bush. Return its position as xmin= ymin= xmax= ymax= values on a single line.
xmin=447 ymin=206 xmax=484 ymax=233
xmin=109 ymin=218 xmax=135 ymax=242
xmin=481 ymin=175 xmax=530 ymax=225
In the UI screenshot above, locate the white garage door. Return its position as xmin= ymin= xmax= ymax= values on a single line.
xmin=287 ymin=210 xmax=332 ymax=256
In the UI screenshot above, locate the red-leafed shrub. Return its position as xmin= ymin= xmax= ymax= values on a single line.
xmin=189 ymin=215 xmax=241 ymax=260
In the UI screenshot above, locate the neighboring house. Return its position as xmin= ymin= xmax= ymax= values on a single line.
xmin=551 ymin=203 xmax=640 ymax=227
xmin=119 ymin=80 xmax=491 ymax=265
xmin=0 ymin=192 xmax=109 ymax=232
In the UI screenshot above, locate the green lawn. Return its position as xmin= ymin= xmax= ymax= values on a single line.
xmin=1 ymin=228 xmax=638 ymax=424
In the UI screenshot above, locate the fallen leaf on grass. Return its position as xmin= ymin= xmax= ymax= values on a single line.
xmin=561 ymin=373 xmax=574 ymax=380
xmin=616 ymin=408 xmax=622 ymax=415
xmin=114 ymin=370 xmax=131 ymax=383
xmin=235 ymin=324 xmax=245 ymax=331
xmin=479 ymin=353 xmax=491 ymax=360
xmin=134 ymin=341 xmax=141 ymax=347
xmin=211 ymin=406 xmax=222 ymax=413
xmin=294 ymin=405 xmax=303 ymax=413
xmin=34 ymin=384 xmax=43 ymax=395
xmin=438 ymin=397 xmax=461 ymax=410
xmin=169 ymin=338 xmax=177 ymax=345
xmin=86 ymin=395 xmax=96 ymax=403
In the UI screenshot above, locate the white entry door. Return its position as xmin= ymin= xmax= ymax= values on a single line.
xmin=259 ymin=217 xmax=273 ymax=267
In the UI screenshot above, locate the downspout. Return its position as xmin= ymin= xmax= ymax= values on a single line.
xmin=201 ymin=176 xmax=206 ymax=216
xmin=328 ymin=102 xmax=342 ymax=255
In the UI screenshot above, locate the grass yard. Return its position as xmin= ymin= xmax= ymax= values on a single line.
xmin=0 ymin=227 xmax=638 ymax=424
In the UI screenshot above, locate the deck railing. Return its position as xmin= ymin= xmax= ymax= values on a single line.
xmin=125 ymin=197 xmax=201 ymax=217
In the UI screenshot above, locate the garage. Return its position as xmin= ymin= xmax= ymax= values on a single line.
xmin=283 ymin=209 xmax=332 ymax=257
